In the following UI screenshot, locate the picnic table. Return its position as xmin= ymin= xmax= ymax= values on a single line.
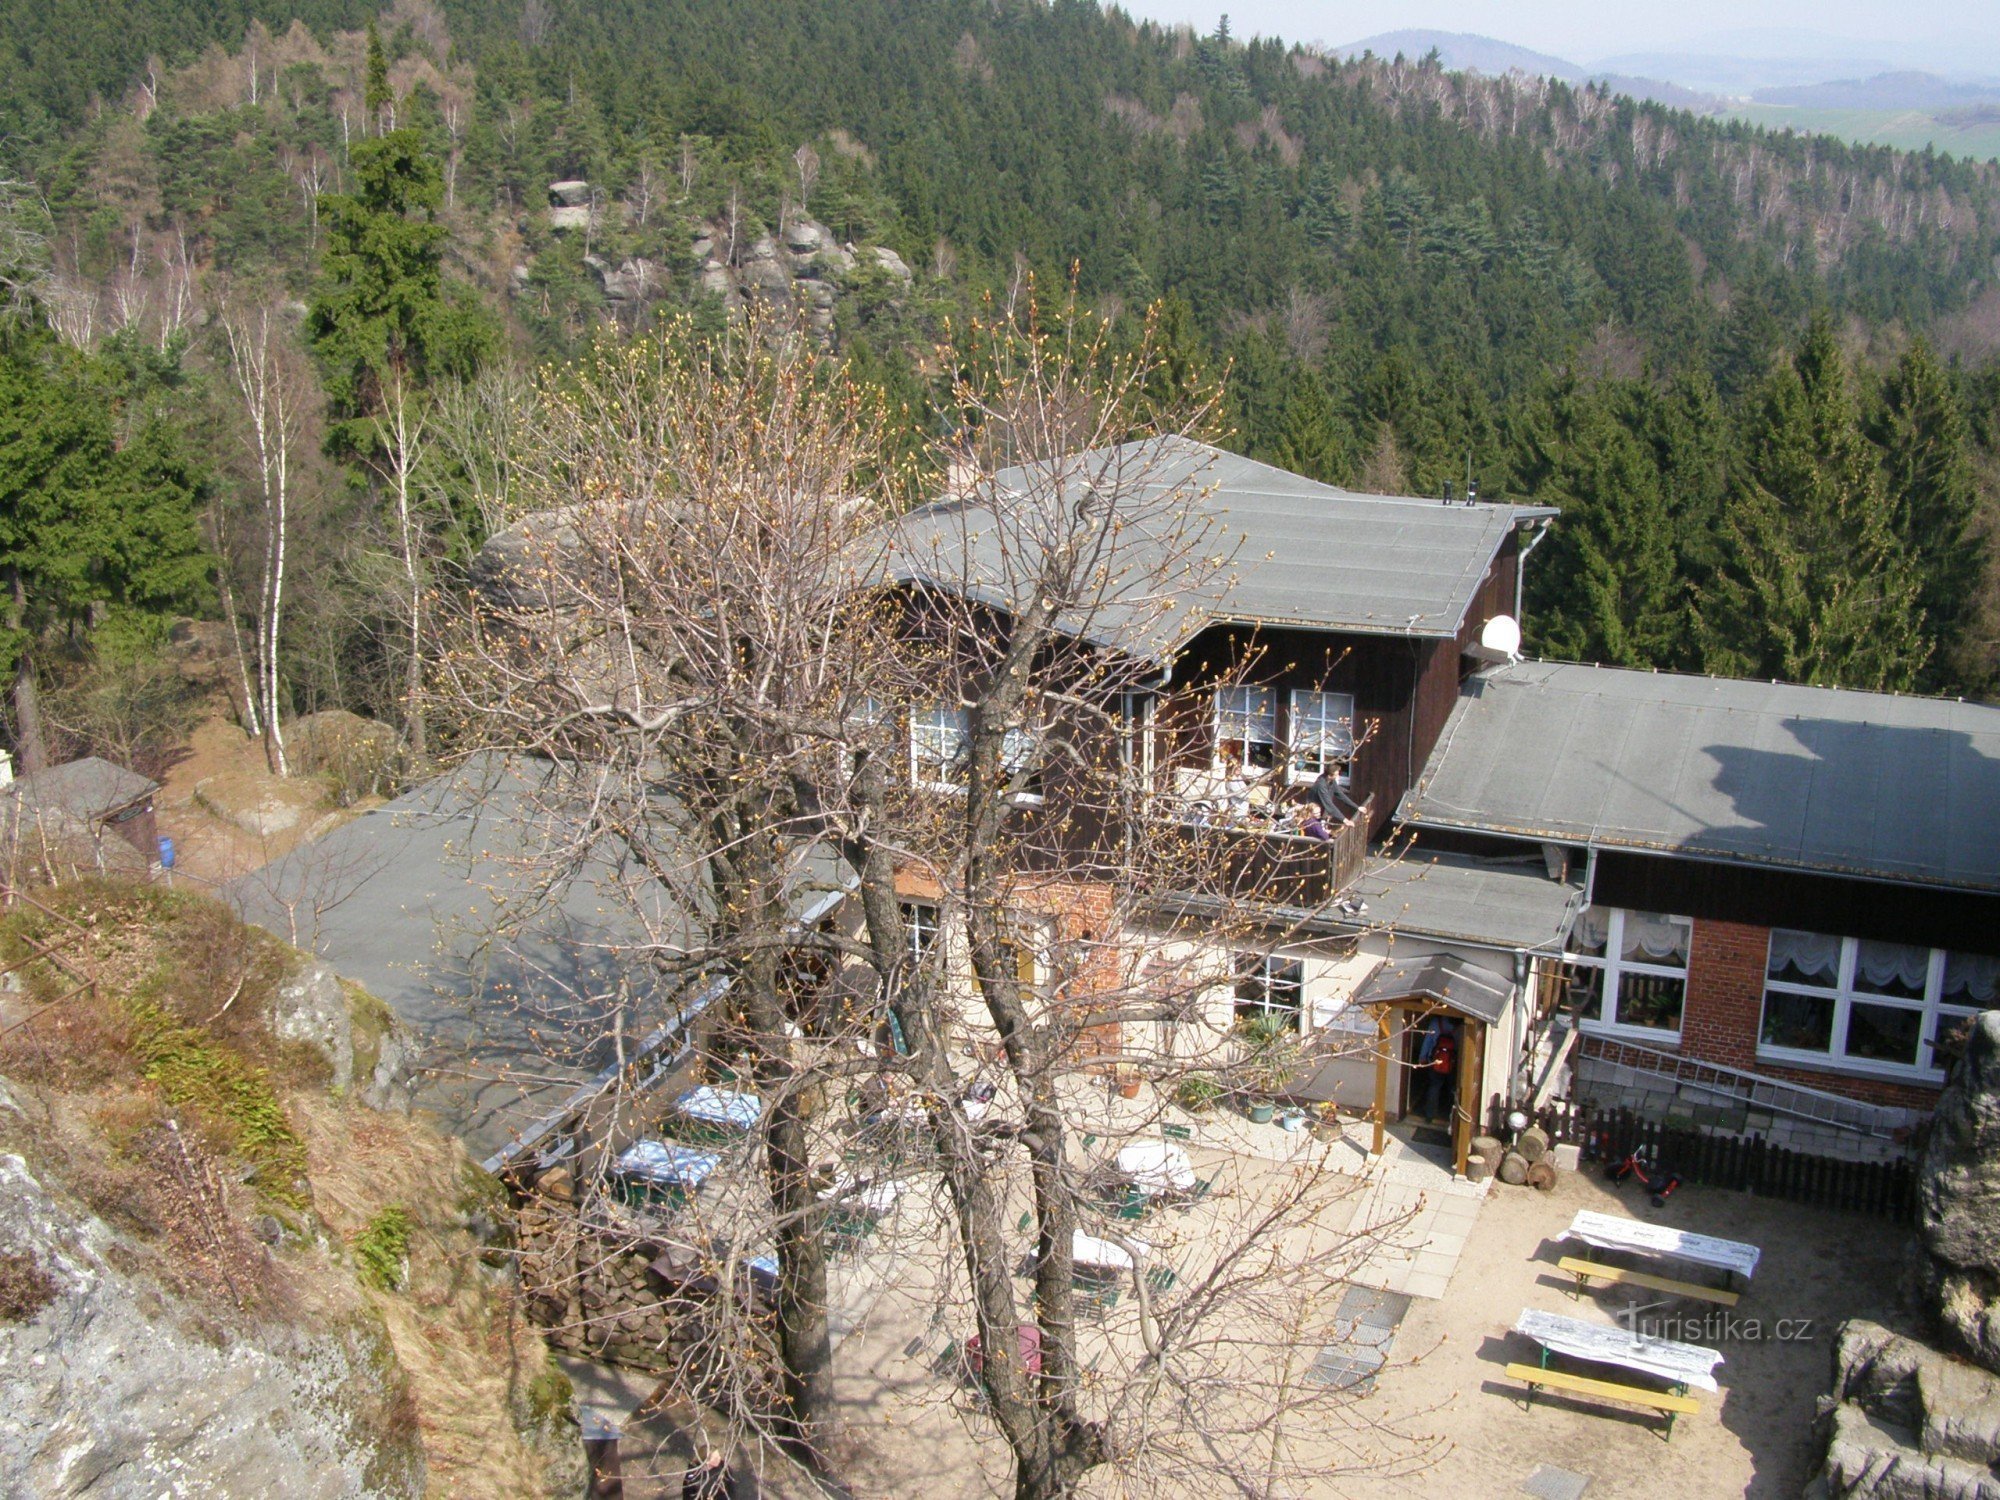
xmin=1560 ymin=1210 xmax=1761 ymax=1282
xmin=614 ymin=1140 xmax=721 ymax=1193
xmin=675 ymin=1085 xmax=763 ymax=1131
xmin=1072 ymin=1230 xmax=1146 ymax=1274
xmin=1514 ymin=1307 xmax=1723 ymax=1394
xmin=817 ymin=1173 xmax=902 ymax=1215
xmin=1116 ymin=1140 xmax=1197 ymax=1196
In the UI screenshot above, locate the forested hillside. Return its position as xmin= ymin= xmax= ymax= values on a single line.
xmin=4 ymin=0 xmax=1999 ymax=785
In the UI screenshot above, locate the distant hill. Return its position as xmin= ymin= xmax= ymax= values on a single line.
xmin=1336 ymin=29 xmax=1720 ymax=111
xmin=1334 ymin=30 xmax=1585 ymax=82
xmin=1753 ymin=71 xmax=2000 ymax=111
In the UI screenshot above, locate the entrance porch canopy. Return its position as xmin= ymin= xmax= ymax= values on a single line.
xmin=1353 ymin=953 xmax=1513 ymax=1173
xmin=1353 ymin=953 xmax=1510 ymax=1023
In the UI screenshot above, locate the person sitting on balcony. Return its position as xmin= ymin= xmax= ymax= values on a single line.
xmin=1215 ymin=748 xmax=1253 ymax=819
xmin=1301 ymin=814 xmax=1333 ymax=842
xmin=1310 ymin=768 xmax=1362 ymax=826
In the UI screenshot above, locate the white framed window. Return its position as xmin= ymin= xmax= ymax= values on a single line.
xmin=1120 ymin=691 xmax=1158 ymax=784
xmin=910 ymin=702 xmax=969 ymax=789
xmin=1287 ymin=690 xmax=1356 ymax=785
xmin=899 ymin=902 xmax=941 ymax=966
xmin=1214 ymin=686 xmax=1277 ymax=771
xmin=1000 ymin=725 xmax=1045 ymax=804
xmin=1234 ymin=952 xmax=1304 ymax=1026
xmin=1760 ymin=930 xmax=1996 ymax=1079
xmin=1565 ymin=907 xmax=1690 ymax=1038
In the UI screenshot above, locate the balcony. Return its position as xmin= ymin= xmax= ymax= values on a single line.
xmin=1149 ymin=767 xmax=1369 ymax=908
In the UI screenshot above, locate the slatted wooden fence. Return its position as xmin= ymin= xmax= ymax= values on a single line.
xmin=1496 ymin=1098 xmax=1920 ymax=1222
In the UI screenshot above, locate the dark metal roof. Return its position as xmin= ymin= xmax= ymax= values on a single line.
xmin=1354 ymin=953 xmax=1513 ymax=1024
xmin=887 ymin=437 xmax=1551 ymax=660
xmin=1144 ymin=850 xmax=1578 ymax=953
xmin=1400 ymin=660 xmax=2000 ymax=894
xmin=1341 ymin=851 xmax=1580 ymax=951
xmin=231 ymin=755 xmax=846 ymax=1160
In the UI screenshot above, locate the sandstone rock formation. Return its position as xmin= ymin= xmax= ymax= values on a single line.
xmin=1812 ymin=1011 xmax=2000 ymax=1498
xmin=0 ymin=1153 xmax=421 ymax=1498
xmin=1917 ymin=1011 xmax=2000 ymax=1372
xmin=1817 ymin=1322 xmax=2000 ymax=1499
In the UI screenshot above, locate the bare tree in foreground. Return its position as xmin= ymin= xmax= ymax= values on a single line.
xmin=437 ymin=300 xmax=1439 ymax=1497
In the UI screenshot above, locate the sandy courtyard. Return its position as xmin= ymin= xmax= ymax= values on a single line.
xmin=592 ymin=1139 xmax=1916 ymax=1497
xmin=1335 ymin=1165 xmax=1915 ymax=1499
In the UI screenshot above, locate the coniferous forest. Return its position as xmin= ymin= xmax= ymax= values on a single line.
xmin=5 ymin=0 xmax=2000 ymax=781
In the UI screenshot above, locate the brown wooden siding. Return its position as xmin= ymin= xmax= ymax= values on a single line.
xmin=1168 ymin=624 xmax=1433 ymax=839
xmin=1593 ymin=849 xmax=2000 ymax=958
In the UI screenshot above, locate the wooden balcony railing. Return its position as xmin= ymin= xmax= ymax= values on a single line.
xmin=1148 ymin=786 xmax=1370 ymax=908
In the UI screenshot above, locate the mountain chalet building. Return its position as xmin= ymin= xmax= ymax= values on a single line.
xmin=888 ymin=437 xmax=2000 ymax=1173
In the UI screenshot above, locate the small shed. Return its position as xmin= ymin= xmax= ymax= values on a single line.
xmin=2 ymin=756 xmax=160 ymax=875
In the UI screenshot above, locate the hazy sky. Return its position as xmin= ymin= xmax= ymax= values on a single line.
xmin=1112 ymin=0 xmax=1990 ymax=65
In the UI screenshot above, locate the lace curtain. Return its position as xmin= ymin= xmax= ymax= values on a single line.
xmin=1855 ymin=939 xmax=1931 ymax=994
xmin=1621 ymin=911 xmax=1690 ymax=967
xmin=1945 ymin=952 xmax=2000 ymax=1005
xmin=1767 ymin=929 xmax=1841 ymax=987
xmin=1572 ymin=906 xmax=1611 ymax=956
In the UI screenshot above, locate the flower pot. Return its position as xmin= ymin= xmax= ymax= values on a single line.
xmin=1247 ymin=1101 xmax=1276 ymax=1125
xmin=1117 ymin=1079 xmax=1142 ymax=1099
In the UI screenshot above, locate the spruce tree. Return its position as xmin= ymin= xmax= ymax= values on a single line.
xmin=1702 ymin=318 xmax=1928 ymax=690
xmin=1513 ymin=373 xmax=1682 ymax=666
xmin=0 ymin=338 xmax=209 ymax=770
xmin=1872 ymin=338 xmax=1983 ymax=690
xmin=364 ymin=20 xmax=391 ymax=136
xmin=306 ymin=129 xmax=494 ymax=457
xmin=1270 ymin=371 xmax=1345 ymax=483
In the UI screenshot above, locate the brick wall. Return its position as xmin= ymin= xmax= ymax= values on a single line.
xmin=1679 ymin=919 xmax=1767 ymax=1070
xmin=1677 ymin=917 xmax=1944 ymax=1112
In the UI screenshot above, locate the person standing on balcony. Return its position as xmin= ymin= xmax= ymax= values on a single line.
xmin=1311 ymin=768 xmax=1362 ymax=826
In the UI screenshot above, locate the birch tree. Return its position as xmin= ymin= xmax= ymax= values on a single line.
xmin=221 ymin=302 xmax=314 ymax=775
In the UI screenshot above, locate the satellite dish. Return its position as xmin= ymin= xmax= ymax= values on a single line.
xmin=1467 ymin=613 xmax=1522 ymax=665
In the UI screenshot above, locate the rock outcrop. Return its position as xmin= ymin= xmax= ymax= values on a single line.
xmin=1917 ymin=1011 xmax=2000 ymax=1371
xmin=1817 ymin=1322 xmax=2000 ymax=1499
xmin=510 ymin=196 xmax=915 ymax=344
xmin=272 ymin=961 xmax=355 ymax=1091
xmin=1812 ymin=1011 xmax=2000 ymax=1498
xmin=0 ymin=1153 xmax=421 ymax=1498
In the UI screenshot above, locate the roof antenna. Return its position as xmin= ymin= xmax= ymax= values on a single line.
xmin=1464 ymin=452 xmax=1477 ymax=505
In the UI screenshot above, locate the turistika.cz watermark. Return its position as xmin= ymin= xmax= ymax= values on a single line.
xmin=1617 ymin=1306 xmax=1817 ymax=1343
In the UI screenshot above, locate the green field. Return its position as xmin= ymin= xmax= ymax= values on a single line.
xmin=1726 ymin=104 xmax=2000 ymax=163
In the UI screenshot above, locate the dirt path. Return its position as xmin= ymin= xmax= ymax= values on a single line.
xmin=152 ymin=716 xmax=369 ymax=890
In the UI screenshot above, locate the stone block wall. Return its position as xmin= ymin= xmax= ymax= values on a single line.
xmin=516 ymin=1193 xmax=677 ymax=1374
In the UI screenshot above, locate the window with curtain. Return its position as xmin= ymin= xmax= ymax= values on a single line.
xmin=1214 ymin=686 xmax=1277 ymax=770
xmin=1564 ymin=907 xmax=1689 ymax=1036
xmin=1234 ymin=952 xmax=1304 ymax=1024
xmin=1000 ymin=725 xmax=1045 ymax=803
xmin=899 ymin=902 xmax=940 ymax=965
xmin=910 ymin=702 xmax=969 ymax=788
xmin=1287 ymin=690 xmax=1356 ymax=785
xmin=1761 ymin=929 xmax=1986 ymax=1077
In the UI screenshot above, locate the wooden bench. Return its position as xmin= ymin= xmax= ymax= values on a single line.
xmin=1505 ymin=1362 xmax=1700 ymax=1438
xmin=1557 ymin=1256 xmax=1740 ymax=1307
